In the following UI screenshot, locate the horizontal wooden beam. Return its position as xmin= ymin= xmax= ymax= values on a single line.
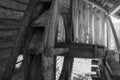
xmin=0 ymin=0 xmax=27 ymax=12
xmin=83 ymin=0 xmax=107 ymax=13
xmin=54 ymin=42 xmax=104 ymax=48
xmin=57 ymin=47 xmax=96 ymax=58
xmin=108 ymin=0 xmax=120 ymax=16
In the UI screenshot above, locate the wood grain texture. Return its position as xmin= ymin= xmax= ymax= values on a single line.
xmin=0 ymin=0 xmax=27 ymax=12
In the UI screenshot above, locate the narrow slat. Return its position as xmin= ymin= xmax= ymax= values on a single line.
xmin=94 ymin=8 xmax=100 ymax=44
xmin=100 ymin=11 xmax=106 ymax=46
xmin=79 ymin=0 xmax=84 ymax=43
xmin=83 ymin=2 xmax=89 ymax=43
xmin=88 ymin=5 xmax=94 ymax=44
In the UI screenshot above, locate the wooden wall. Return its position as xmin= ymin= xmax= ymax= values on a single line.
xmin=57 ymin=0 xmax=107 ymax=46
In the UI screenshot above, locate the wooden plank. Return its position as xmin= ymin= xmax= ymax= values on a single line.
xmin=93 ymin=8 xmax=99 ymax=44
xmin=0 ymin=0 xmax=27 ymax=12
xmin=84 ymin=2 xmax=89 ymax=43
xmin=72 ymin=0 xmax=79 ymax=42
xmin=100 ymin=11 xmax=106 ymax=46
xmin=0 ymin=30 xmax=18 ymax=37
xmin=0 ymin=7 xmax=24 ymax=20
xmin=79 ymin=0 xmax=84 ymax=43
xmin=96 ymin=10 xmax=102 ymax=45
xmin=0 ymin=24 xmax=18 ymax=30
xmin=88 ymin=5 xmax=94 ymax=44
xmin=108 ymin=0 xmax=120 ymax=16
xmin=0 ymin=18 xmax=20 ymax=26
xmin=83 ymin=0 xmax=107 ymax=13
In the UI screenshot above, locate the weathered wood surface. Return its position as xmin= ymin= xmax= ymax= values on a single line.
xmin=0 ymin=7 xmax=24 ymax=19
xmin=0 ymin=0 xmax=27 ymax=12
xmin=41 ymin=0 xmax=62 ymax=79
xmin=2 ymin=0 xmax=44 ymax=79
xmin=88 ymin=5 xmax=94 ymax=44
xmin=0 ymin=30 xmax=18 ymax=37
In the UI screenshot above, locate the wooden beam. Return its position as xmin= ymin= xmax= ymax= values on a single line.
xmin=54 ymin=42 xmax=104 ymax=48
xmin=0 ymin=0 xmax=27 ymax=12
xmin=83 ymin=0 xmax=107 ymax=13
xmin=108 ymin=0 xmax=120 ymax=16
xmin=58 ymin=47 xmax=95 ymax=58
xmin=107 ymin=17 xmax=120 ymax=52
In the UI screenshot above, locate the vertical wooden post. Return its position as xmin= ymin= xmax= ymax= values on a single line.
xmin=41 ymin=0 xmax=61 ymax=80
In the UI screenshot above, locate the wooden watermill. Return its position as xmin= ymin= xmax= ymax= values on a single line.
xmin=0 ymin=0 xmax=120 ymax=80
